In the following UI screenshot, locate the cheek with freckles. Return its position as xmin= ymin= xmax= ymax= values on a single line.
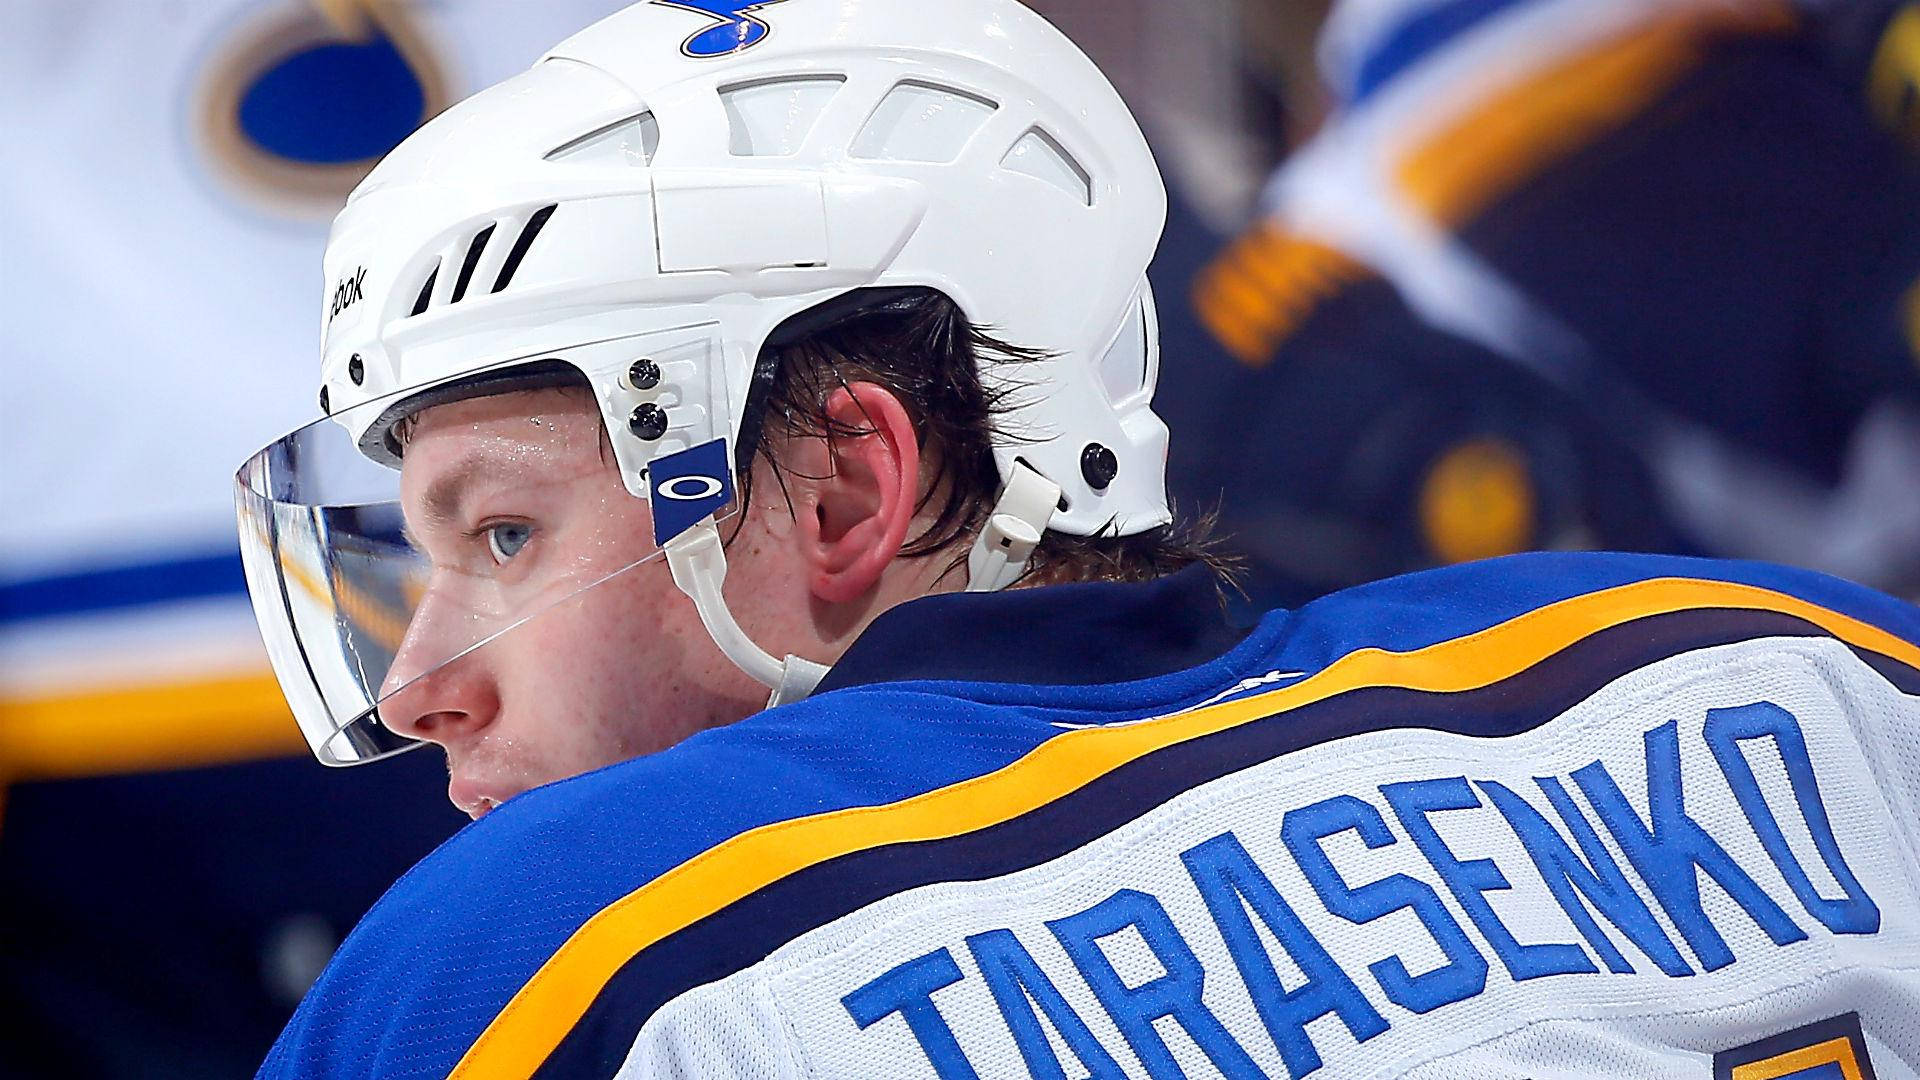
xmin=485 ymin=557 xmax=761 ymax=786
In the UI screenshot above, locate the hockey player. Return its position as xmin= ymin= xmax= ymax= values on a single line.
xmin=1185 ymin=0 xmax=1920 ymax=602
xmin=237 ymin=0 xmax=1920 ymax=1076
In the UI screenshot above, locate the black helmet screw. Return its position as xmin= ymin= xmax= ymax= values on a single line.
xmin=628 ymin=403 xmax=670 ymax=441
xmin=1080 ymin=443 xmax=1118 ymax=490
xmin=318 ymin=386 xmax=331 ymax=415
xmin=348 ymin=353 xmax=365 ymax=386
xmin=627 ymin=357 xmax=661 ymax=390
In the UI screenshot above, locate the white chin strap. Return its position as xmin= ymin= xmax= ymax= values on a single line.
xmin=664 ymin=462 xmax=1060 ymax=707
xmin=665 ymin=520 xmax=831 ymax=707
xmin=965 ymin=462 xmax=1061 ymax=592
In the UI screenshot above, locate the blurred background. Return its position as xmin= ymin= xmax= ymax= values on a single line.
xmin=2 ymin=0 xmax=1917 ymax=1073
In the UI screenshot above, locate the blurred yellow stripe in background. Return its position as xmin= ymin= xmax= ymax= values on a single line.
xmin=1398 ymin=2 xmax=1799 ymax=225
xmin=0 ymin=672 xmax=302 ymax=784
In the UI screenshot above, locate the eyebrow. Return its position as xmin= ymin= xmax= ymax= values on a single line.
xmin=402 ymin=456 xmax=492 ymax=548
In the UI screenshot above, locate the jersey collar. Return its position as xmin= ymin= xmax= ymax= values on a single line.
xmin=814 ymin=564 xmax=1250 ymax=694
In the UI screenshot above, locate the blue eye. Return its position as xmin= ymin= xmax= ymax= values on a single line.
xmin=486 ymin=522 xmax=532 ymax=564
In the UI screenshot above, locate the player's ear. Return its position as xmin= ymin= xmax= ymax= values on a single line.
xmin=789 ymin=381 xmax=921 ymax=605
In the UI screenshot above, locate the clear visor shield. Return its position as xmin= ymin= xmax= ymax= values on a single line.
xmin=235 ymin=338 xmax=737 ymax=765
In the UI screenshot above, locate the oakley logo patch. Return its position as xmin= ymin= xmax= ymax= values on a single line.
xmin=647 ymin=438 xmax=735 ymax=545
xmin=651 ymin=0 xmax=788 ymax=58
xmin=657 ymin=475 xmax=726 ymax=501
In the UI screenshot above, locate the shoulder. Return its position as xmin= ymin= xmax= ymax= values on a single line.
xmin=1319 ymin=550 xmax=1914 ymax=634
xmin=258 ymin=687 xmax=1064 ymax=1080
xmin=1275 ymin=551 xmax=1920 ymax=665
xmin=1244 ymin=553 xmax=1920 ymax=736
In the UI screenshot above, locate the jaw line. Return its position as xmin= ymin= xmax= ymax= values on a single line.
xmin=663 ymin=517 xmax=829 ymax=706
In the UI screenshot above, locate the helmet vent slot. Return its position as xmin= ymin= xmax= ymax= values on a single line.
xmin=851 ymin=81 xmax=997 ymax=163
xmin=544 ymin=112 xmax=658 ymax=167
xmin=449 ymin=224 xmax=497 ymax=304
xmin=1001 ymin=127 xmax=1092 ymax=207
xmin=407 ymin=207 xmax=558 ymax=319
xmin=492 ymin=205 xmax=557 ymax=294
xmin=719 ymin=75 xmax=845 ymax=157
xmin=410 ymin=261 xmax=439 ymax=317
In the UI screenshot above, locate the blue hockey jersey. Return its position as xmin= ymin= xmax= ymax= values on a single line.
xmin=261 ymin=553 xmax=1920 ymax=1078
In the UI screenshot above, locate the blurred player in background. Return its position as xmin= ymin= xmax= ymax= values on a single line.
xmin=1188 ymin=0 xmax=1920 ymax=606
xmin=239 ymin=0 xmax=1920 ymax=1076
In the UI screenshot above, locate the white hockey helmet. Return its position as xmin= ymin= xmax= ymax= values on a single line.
xmin=235 ymin=0 xmax=1171 ymax=765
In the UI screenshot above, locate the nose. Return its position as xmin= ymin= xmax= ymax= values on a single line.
xmin=377 ymin=590 xmax=501 ymax=749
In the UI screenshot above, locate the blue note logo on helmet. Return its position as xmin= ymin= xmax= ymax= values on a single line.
xmin=651 ymin=0 xmax=789 ymax=58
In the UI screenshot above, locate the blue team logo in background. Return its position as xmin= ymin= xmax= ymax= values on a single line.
xmin=651 ymin=0 xmax=790 ymax=58
xmin=648 ymin=439 xmax=737 ymax=545
xmin=193 ymin=1 xmax=449 ymax=219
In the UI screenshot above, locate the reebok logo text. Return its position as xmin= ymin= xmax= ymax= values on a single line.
xmin=329 ymin=267 xmax=368 ymax=324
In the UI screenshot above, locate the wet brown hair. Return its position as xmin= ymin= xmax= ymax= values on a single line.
xmin=738 ymin=287 xmax=1240 ymax=591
